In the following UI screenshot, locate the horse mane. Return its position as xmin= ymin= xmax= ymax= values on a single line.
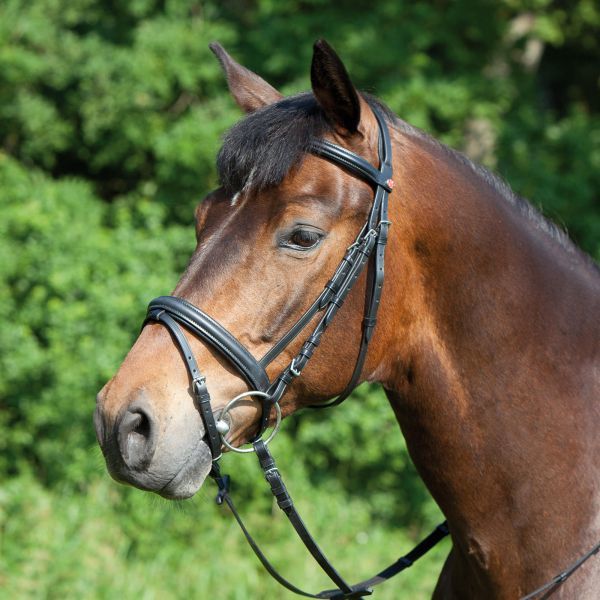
xmin=389 ymin=113 xmax=591 ymax=262
xmin=216 ymin=91 xmax=595 ymax=267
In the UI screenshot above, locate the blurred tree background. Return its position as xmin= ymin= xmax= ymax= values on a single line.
xmin=0 ymin=0 xmax=598 ymax=597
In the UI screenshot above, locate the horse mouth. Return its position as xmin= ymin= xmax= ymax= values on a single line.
xmin=97 ymin=417 xmax=214 ymax=500
xmin=156 ymin=439 xmax=213 ymax=500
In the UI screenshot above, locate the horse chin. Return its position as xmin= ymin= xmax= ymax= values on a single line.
xmin=157 ymin=441 xmax=213 ymax=500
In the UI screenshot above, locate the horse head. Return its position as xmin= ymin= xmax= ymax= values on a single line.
xmin=95 ymin=41 xmax=400 ymax=499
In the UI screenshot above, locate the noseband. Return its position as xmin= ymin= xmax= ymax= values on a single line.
xmin=143 ymin=107 xmax=450 ymax=598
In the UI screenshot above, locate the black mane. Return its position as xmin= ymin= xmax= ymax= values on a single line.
xmin=217 ymin=93 xmax=324 ymax=194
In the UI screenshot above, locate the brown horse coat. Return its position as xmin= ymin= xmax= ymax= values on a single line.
xmin=95 ymin=41 xmax=600 ymax=598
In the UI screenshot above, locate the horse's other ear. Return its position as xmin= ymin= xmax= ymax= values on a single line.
xmin=311 ymin=39 xmax=361 ymax=135
xmin=209 ymin=42 xmax=283 ymax=113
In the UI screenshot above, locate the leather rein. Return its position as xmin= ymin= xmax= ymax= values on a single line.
xmin=142 ymin=106 xmax=599 ymax=599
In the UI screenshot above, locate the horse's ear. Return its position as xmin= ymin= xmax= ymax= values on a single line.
xmin=311 ymin=39 xmax=361 ymax=135
xmin=209 ymin=42 xmax=283 ymax=113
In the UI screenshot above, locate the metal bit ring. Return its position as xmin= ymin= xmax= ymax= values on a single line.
xmin=218 ymin=391 xmax=281 ymax=454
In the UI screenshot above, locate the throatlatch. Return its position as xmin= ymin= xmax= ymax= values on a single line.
xmin=144 ymin=106 xmax=450 ymax=600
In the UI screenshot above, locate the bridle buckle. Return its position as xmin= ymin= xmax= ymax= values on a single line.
xmin=193 ymin=375 xmax=207 ymax=386
xmin=289 ymin=357 xmax=301 ymax=377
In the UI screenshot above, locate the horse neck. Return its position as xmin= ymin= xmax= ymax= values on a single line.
xmin=379 ymin=127 xmax=600 ymax=590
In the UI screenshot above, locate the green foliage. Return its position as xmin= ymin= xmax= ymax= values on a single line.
xmin=0 ymin=0 xmax=237 ymax=221
xmin=0 ymin=0 xmax=598 ymax=598
xmin=0 ymin=153 xmax=193 ymax=485
xmin=498 ymin=106 xmax=600 ymax=255
xmin=0 ymin=474 xmax=449 ymax=599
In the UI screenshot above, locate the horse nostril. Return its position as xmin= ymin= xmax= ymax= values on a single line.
xmin=117 ymin=406 xmax=157 ymax=469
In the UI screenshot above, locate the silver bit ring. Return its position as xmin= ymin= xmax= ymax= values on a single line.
xmin=217 ymin=391 xmax=281 ymax=454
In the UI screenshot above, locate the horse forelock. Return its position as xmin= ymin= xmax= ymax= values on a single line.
xmin=216 ymin=92 xmax=395 ymax=195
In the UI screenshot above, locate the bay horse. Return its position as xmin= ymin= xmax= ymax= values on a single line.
xmin=94 ymin=40 xmax=600 ymax=598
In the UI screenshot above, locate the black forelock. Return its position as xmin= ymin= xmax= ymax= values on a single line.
xmin=216 ymin=92 xmax=395 ymax=194
xmin=216 ymin=93 xmax=328 ymax=194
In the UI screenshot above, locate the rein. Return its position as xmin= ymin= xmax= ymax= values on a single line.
xmin=142 ymin=106 xmax=598 ymax=598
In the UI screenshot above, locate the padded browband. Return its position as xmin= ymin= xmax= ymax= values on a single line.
xmin=148 ymin=296 xmax=270 ymax=392
xmin=310 ymin=139 xmax=393 ymax=192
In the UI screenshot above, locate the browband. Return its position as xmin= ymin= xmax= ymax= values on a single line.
xmin=309 ymin=139 xmax=393 ymax=192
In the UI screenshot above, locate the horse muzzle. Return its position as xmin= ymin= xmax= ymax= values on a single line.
xmin=94 ymin=389 xmax=213 ymax=499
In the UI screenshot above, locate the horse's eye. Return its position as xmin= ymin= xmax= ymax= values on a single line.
xmin=287 ymin=229 xmax=323 ymax=250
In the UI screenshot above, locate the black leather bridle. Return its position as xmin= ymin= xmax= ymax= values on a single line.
xmin=146 ymin=106 xmax=395 ymax=461
xmin=140 ymin=106 xmax=600 ymax=599
xmin=142 ymin=107 xmax=450 ymax=599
